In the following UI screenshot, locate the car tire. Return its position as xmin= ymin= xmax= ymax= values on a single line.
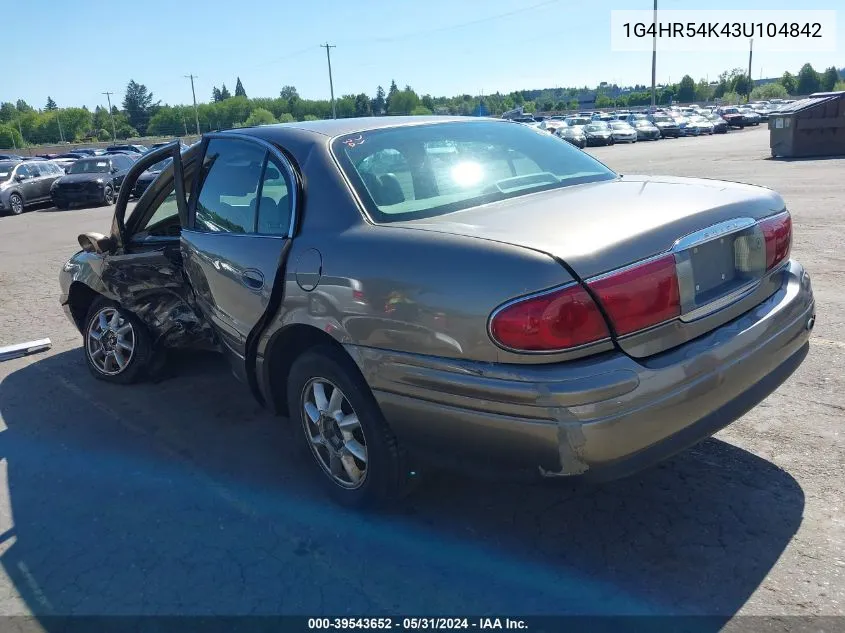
xmin=287 ymin=345 xmax=410 ymax=508
xmin=83 ymin=297 xmax=153 ymax=384
xmin=102 ymin=185 xmax=115 ymax=206
xmin=8 ymin=193 xmax=24 ymax=216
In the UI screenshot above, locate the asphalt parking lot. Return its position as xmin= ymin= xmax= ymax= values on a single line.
xmin=0 ymin=126 xmax=842 ymax=624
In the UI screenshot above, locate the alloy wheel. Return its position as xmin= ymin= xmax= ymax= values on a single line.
xmin=86 ymin=307 xmax=136 ymax=375
xmin=301 ymin=377 xmax=368 ymax=489
xmin=103 ymin=186 xmax=115 ymax=205
xmin=9 ymin=194 xmax=23 ymax=215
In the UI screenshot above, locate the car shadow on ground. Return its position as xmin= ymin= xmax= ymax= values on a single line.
xmin=0 ymin=349 xmax=804 ymax=624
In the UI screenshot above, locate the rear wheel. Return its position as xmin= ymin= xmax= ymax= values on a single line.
xmin=287 ymin=345 xmax=410 ymax=508
xmin=83 ymin=298 xmax=152 ymax=384
xmin=8 ymin=193 xmax=23 ymax=215
xmin=102 ymin=185 xmax=115 ymax=206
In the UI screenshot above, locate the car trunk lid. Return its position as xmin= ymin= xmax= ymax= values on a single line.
xmin=392 ymin=175 xmax=789 ymax=357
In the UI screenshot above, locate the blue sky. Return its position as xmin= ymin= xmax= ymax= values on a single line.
xmin=5 ymin=0 xmax=842 ymax=110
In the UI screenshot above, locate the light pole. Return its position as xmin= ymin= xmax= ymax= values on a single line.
xmin=56 ymin=108 xmax=64 ymax=143
xmin=321 ymin=43 xmax=337 ymax=119
xmin=185 ymin=74 xmax=201 ymax=135
xmin=650 ymin=0 xmax=657 ymax=108
xmin=102 ymin=92 xmax=118 ymax=141
xmin=747 ymin=39 xmax=753 ymax=103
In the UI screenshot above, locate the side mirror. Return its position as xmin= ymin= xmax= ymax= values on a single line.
xmin=78 ymin=232 xmax=113 ymax=255
xmin=15 ymin=174 xmax=27 ymax=182
xmin=110 ymin=167 xmax=119 ymax=174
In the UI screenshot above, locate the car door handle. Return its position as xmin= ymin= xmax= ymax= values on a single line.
xmin=241 ymin=269 xmax=264 ymax=290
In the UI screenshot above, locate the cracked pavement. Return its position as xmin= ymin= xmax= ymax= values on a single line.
xmin=0 ymin=127 xmax=842 ymax=625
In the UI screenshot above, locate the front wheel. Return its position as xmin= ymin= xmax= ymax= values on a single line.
xmin=8 ymin=193 xmax=23 ymax=215
xmin=83 ymin=298 xmax=153 ymax=384
xmin=102 ymin=184 xmax=115 ymax=206
xmin=287 ymin=345 xmax=410 ymax=508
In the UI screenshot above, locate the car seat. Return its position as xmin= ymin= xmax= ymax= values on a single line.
xmin=360 ymin=172 xmax=405 ymax=206
xmin=256 ymin=195 xmax=290 ymax=235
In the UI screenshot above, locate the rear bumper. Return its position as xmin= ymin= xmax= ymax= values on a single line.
xmin=350 ymin=260 xmax=814 ymax=479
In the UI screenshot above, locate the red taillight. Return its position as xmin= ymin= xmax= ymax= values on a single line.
xmin=759 ymin=213 xmax=791 ymax=271
xmin=489 ymin=285 xmax=610 ymax=352
xmin=352 ymin=290 xmax=366 ymax=302
xmin=588 ymin=254 xmax=680 ymax=336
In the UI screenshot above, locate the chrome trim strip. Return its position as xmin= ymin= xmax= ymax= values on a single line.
xmin=487 ymin=282 xmax=612 ymax=355
xmin=679 ymin=280 xmax=761 ymax=322
xmin=585 ymin=251 xmax=674 ymax=284
xmin=672 ymin=217 xmax=757 ymax=252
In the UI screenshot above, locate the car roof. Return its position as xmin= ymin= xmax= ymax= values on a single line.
xmin=232 ymin=115 xmax=475 ymax=141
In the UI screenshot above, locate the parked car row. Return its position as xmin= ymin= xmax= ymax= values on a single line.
xmin=0 ymin=140 xmax=192 ymax=215
xmin=513 ymin=98 xmax=791 ymax=150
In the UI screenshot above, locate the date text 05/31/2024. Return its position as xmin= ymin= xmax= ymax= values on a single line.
xmin=307 ymin=618 xmax=528 ymax=630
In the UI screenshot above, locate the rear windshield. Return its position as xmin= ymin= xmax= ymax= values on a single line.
xmin=332 ymin=121 xmax=616 ymax=223
xmin=67 ymin=159 xmax=111 ymax=174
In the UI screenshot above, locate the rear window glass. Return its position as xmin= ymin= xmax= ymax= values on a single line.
xmin=332 ymin=121 xmax=616 ymax=223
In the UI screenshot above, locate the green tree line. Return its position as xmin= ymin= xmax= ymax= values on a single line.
xmin=2 ymin=63 xmax=843 ymax=148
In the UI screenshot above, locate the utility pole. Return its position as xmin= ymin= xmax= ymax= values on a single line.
xmin=650 ymin=0 xmax=657 ymax=108
xmin=747 ymin=39 xmax=753 ymax=103
xmin=17 ymin=118 xmax=24 ymax=146
xmin=321 ymin=43 xmax=337 ymax=119
xmin=185 ymin=74 xmax=201 ymax=135
xmin=56 ymin=108 xmax=64 ymax=143
xmin=102 ymin=92 xmax=118 ymax=141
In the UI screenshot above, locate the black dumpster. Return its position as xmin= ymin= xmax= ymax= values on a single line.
xmin=769 ymin=91 xmax=845 ymax=158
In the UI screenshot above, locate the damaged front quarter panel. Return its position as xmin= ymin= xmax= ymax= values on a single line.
xmin=67 ymin=244 xmax=216 ymax=351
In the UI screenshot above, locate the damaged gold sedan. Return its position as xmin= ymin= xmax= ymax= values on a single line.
xmin=60 ymin=118 xmax=815 ymax=507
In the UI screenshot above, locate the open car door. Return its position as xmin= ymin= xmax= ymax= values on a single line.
xmin=179 ymin=134 xmax=297 ymax=393
xmin=91 ymin=142 xmax=217 ymax=351
xmin=111 ymin=141 xmax=191 ymax=251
